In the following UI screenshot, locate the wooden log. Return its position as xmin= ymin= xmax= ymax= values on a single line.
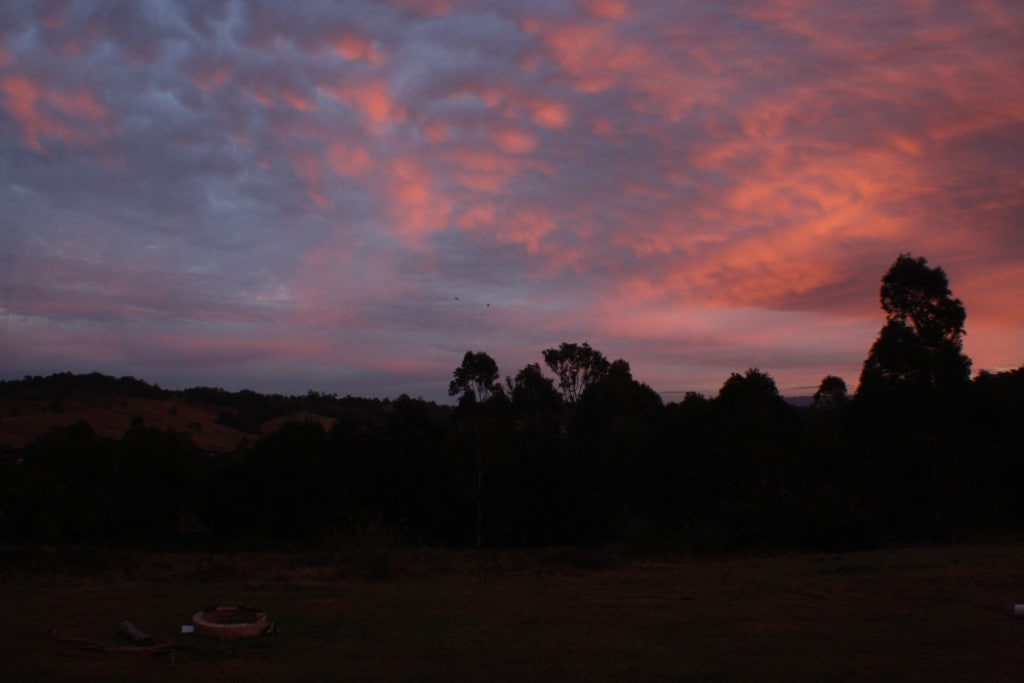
xmin=98 ymin=642 xmax=176 ymax=656
xmin=53 ymin=631 xmax=174 ymax=656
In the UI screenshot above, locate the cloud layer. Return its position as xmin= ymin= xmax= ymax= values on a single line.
xmin=3 ymin=0 xmax=1022 ymax=400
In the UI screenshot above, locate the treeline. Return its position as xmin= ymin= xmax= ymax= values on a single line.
xmin=1 ymin=255 xmax=1022 ymax=552
xmin=0 ymin=372 xmax=168 ymax=401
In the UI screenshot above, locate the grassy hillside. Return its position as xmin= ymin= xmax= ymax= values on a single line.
xmin=0 ymin=373 xmax=394 ymax=452
xmin=0 ymin=395 xmax=254 ymax=452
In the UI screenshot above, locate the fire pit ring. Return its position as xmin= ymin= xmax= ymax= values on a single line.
xmin=191 ymin=606 xmax=274 ymax=639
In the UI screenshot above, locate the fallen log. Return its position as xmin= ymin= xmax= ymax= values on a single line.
xmin=118 ymin=620 xmax=154 ymax=646
xmin=52 ymin=632 xmax=175 ymax=656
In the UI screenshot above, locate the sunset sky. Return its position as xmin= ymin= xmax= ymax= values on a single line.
xmin=2 ymin=1 xmax=1022 ymax=402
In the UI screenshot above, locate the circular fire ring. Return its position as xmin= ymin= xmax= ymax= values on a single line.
xmin=192 ymin=606 xmax=274 ymax=639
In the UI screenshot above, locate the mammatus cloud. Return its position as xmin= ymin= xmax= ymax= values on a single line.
xmin=2 ymin=1 xmax=1022 ymax=400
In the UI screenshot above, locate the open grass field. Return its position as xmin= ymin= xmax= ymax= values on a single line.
xmin=0 ymin=395 xmax=337 ymax=452
xmin=0 ymin=396 xmax=251 ymax=452
xmin=3 ymin=542 xmax=1024 ymax=681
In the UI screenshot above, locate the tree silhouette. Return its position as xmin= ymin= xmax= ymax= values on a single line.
xmin=717 ymin=368 xmax=786 ymax=413
xmin=564 ymin=360 xmax=664 ymax=544
xmin=713 ymin=369 xmax=801 ymax=546
xmin=853 ymin=256 xmax=974 ymax=541
xmin=572 ymin=359 xmax=662 ymax=440
xmin=542 ymin=341 xmax=611 ymax=404
xmin=858 ymin=254 xmax=971 ymax=400
xmin=448 ymin=352 xmax=511 ymax=547
xmin=500 ymin=363 xmax=564 ymax=545
xmin=449 ymin=351 xmax=502 ymax=404
xmin=813 ymin=375 xmax=848 ymax=410
xmin=506 ymin=362 xmax=562 ymax=435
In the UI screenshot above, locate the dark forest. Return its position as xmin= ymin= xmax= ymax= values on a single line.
xmin=2 ymin=255 xmax=1022 ymax=553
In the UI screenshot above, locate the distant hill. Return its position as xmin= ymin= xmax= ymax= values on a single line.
xmin=0 ymin=372 xmax=426 ymax=452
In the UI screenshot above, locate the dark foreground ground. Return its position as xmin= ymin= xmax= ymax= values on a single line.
xmin=2 ymin=542 xmax=1024 ymax=682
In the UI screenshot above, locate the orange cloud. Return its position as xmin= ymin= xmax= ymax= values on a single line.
xmin=4 ymin=1 xmax=1021 ymax=399
xmin=0 ymin=75 xmax=111 ymax=150
xmin=282 ymin=90 xmax=316 ymax=112
xmin=423 ymin=119 xmax=449 ymax=143
xmin=333 ymin=34 xmax=384 ymax=66
xmin=2 ymin=76 xmax=45 ymax=147
xmin=527 ymin=99 xmax=572 ymax=129
xmin=439 ymin=145 xmax=547 ymax=193
xmin=385 ymin=156 xmax=453 ymax=241
xmin=321 ymin=79 xmax=404 ymax=127
xmin=53 ymin=89 xmax=106 ymax=120
xmin=490 ymin=126 xmax=537 ymax=154
xmin=541 ymin=23 xmax=623 ymax=93
xmin=961 ymin=263 xmax=1024 ymax=371
xmin=585 ymin=0 xmax=628 ymax=20
xmin=539 ymin=17 xmax=672 ymax=99
xmin=501 ymin=209 xmax=556 ymax=255
xmin=455 ymin=202 xmax=497 ymax=230
xmin=243 ymin=80 xmax=317 ymax=113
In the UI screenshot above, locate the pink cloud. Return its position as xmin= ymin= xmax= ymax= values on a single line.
xmin=526 ymin=98 xmax=572 ymax=129
xmin=454 ymin=202 xmax=497 ymax=230
xmin=584 ymin=1 xmax=629 ymax=20
xmin=3 ymin=1 xmax=1022 ymax=400
xmin=0 ymin=76 xmax=45 ymax=149
xmin=241 ymin=79 xmax=317 ymax=113
xmin=490 ymin=126 xmax=538 ymax=154
xmin=540 ymin=23 xmax=638 ymax=93
xmin=37 ymin=1 xmax=71 ymax=30
xmin=438 ymin=145 xmax=548 ymax=193
xmin=943 ymin=261 xmax=1024 ymax=368
xmin=423 ymin=119 xmax=449 ymax=143
xmin=1 ymin=75 xmax=111 ymax=150
xmin=282 ymin=90 xmax=316 ymax=113
xmin=321 ymin=78 xmax=404 ymax=128
xmin=332 ymin=33 xmax=384 ymax=66
xmin=189 ymin=63 xmax=231 ymax=91
xmin=326 ymin=141 xmax=373 ymax=177
xmin=496 ymin=208 xmax=557 ymax=255
xmin=384 ymin=155 xmax=454 ymax=241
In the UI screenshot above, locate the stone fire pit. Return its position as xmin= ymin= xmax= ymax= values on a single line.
xmin=191 ymin=606 xmax=274 ymax=639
